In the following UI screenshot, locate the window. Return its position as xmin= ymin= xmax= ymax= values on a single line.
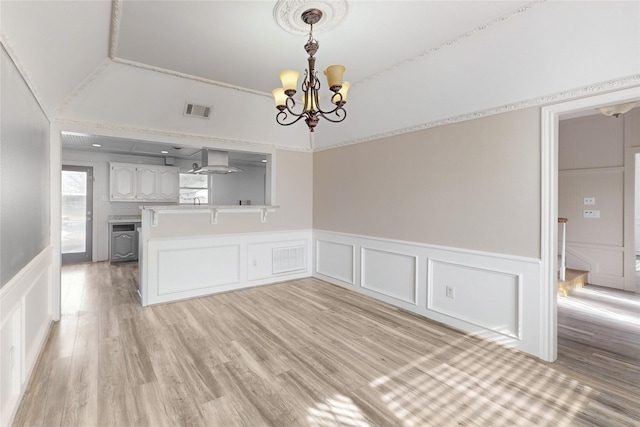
xmin=179 ymin=173 xmax=208 ymax=204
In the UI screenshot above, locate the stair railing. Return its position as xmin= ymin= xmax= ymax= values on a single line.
xmin=558 ymin=218 xmax=568 ymax=281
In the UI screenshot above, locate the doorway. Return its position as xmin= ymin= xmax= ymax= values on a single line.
xmin=541 ymin=86 xmax=640 ymax=362
xmin=61 ymin=165 xmax=93 ymax=264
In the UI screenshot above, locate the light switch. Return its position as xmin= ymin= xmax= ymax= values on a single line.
xmin=583 ymin=210 xmax=600 ymax=218
xmin=584 ymin=197 xmax=595 ymax=205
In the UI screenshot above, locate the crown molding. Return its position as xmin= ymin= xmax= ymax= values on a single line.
xmin=54 ymin=58 xmax=112 ymax=114
xmin=314 ymin=75 xmax=640 ymax=152
xmin=111 ymin=57 xmax=272 ymax=98
xmin=109 ymin=0 xmax=123 ymax=59
xmin=53 ymin=75 xmax=640 ymax=155
xmin=0 ymin=33 xmax=52 ymax=121
xmin=53 ymin=118 xmax=312 ymax=153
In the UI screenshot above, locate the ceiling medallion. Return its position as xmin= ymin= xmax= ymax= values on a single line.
xmin=273 ymin=0 xmax=349 ymax=35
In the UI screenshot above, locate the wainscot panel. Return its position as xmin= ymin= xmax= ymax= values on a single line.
xmin=315 ymin=240 xmax=355 ymax=284
xmin=0 ymin=247 xmax=52 ymax=427
xmin=428 ymin=260 xmax=521 ymax=339
xmin=362 ymin=247 xmax=417 ymax=304
xmin=142 ymin=230 xmax=313 ymax=306
xmin=156 ymin=245 xmax=241 ymax=295
xmin=566 ymin=244 xmax=624 ymax=289
xmin=313 ymin=230 xmax=542 ymax=359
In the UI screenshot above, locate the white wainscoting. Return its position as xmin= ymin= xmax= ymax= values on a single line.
xmin=566 ymin=243 xmax=624 ymax=289
xmin=428 ymin=260 xmax=521 ymax=339
xmin=316 ymin=240 xmax=355 ymax=284
xmin=313 ymin=230 xmax=543 ymax=359
xmin=142 ymin=230 xmax=312 ymax=306
xmin=0 ymin=246 xmax=53 ymax=427
xmin=361 ymin=247 xmax=418 ymax=304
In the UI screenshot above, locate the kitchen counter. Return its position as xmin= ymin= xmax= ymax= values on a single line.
xmin=108 ymin=215 xmax=142 ymax=224
xmin=140 ymin=205 xmax=279 ymax=225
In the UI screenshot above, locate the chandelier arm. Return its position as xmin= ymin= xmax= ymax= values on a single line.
xmin=283 ymin=96 xmax=305 ymax=117
xmin=317 ymin=108 xmax=347 ymax=123
xmin=276 ymin=110 xmax=307 ymax=126
xmin=314 ymin=92 xmax=344 ymax=115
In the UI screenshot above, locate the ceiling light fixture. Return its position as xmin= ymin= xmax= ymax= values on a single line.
xmin=160 ymin=150 xmax=169 ymax=154
xmin=92 ymin=143 xmax=102 ymax=147
xmin=272 ymin=8 xmax=349 ymax=132
xmin=597 ymin=102 xmax=636 ymax=118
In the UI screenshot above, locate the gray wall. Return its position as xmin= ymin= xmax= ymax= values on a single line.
xmin=1 ymin=46 xmax=50 ymax=287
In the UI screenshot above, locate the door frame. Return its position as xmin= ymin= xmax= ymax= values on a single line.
xmin=540 ymin=86 xmax=640 ymax=362
xmin=61 ymin=164 xmax=95 ymax=264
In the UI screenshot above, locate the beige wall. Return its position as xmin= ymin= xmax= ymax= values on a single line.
xmin=558 ymin=112 xmax=629 ymax=289
xmin=149 ymin=149 xmax=313 ymax=238
xmin=313 ymin=108 xmax=541 ymax=258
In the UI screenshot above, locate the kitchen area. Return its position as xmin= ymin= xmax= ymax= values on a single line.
xmin=61 ymin=132 xmax=271 ymax=265
xmin=61 ymin=132 xmax=312 ymax=306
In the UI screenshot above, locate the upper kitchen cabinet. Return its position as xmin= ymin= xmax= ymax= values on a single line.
xmin=110 ymin=163 xmax=137 ymax=200
xmin=110 ymin=162 xmax=179 ymax=202
xmin=157 ymin=167 xmax=180 ymax=200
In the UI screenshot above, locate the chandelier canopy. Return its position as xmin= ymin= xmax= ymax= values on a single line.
xmin=272 ymin=8 xmax=349 ymax=132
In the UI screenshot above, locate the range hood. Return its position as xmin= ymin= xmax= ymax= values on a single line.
xmin=190 ymin=150 xmax=242 ymax=174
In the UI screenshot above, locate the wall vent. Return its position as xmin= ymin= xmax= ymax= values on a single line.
xmin=184 ymin=102 xmax=212 ymax=119
xmin=272 ymin=245 xmax=306 ymax=274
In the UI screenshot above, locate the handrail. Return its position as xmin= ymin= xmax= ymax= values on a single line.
xmin=558 ymin=218 xmax=568 ymax=281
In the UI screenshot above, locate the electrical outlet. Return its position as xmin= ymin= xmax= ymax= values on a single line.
xmin=583 ymin=210 xmax=600 ymax=219
xmin=445 ymin=286 xmax=455 ymax=298
xmin=583 ymin=197 xmax=595 ymax=205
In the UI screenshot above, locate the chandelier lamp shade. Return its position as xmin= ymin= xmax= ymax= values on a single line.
xmin=272 ymin=8 xmax=349 ymax=132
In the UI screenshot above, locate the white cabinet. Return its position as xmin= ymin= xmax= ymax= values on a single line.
xmin=110 ymin=163 xmax=137 ymax=200
xmin=110 ymin=162 xmax=179 ymax=202
xmin=157 ymin=167 xmax=180 ymax=200
xmin=136 ymin=166 xmax=158 ymax=200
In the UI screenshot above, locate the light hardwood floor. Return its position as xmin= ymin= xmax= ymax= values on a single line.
xmin=12 ymin=262 xmax=640 ymax=426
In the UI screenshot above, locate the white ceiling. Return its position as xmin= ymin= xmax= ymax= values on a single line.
xmin=114 ymin=0 xmax=527 ymax=95
xmin=1 ymin=1 xmax=638 ymax=153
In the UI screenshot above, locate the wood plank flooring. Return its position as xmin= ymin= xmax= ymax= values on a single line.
xmin=12 ymin=262 xmax=640 ymax=426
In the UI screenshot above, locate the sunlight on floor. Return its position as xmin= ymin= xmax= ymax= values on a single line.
xmin=61 ymin=266 xmax=87 ymax=314
xmin=558 ymin=295 xmax=640 ymax=326
xmin=307 ymin=394 xmax=370 ymax=427
xmin=367 ymin=336 xmax=594 ymax=426
xmin=570 ymin=287 xmax=640 ymax=308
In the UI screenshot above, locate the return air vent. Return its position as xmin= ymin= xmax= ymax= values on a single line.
xmin=184 ymin=102 xmax=212 ymax=119
xmin=272 ymin=246 xmax=306 ymax=274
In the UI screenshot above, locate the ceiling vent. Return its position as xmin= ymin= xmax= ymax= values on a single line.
xmin=184 ymin=102 xmax=212 ymax=119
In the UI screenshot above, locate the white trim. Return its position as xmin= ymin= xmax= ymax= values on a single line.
xmin=314 ymin=228 xmax=540 ymax=265
xmin=0 ymin=36 xmax=51 ymax=121
xmin=316 ymin=75 xmax=640 ymax=152
xmin=51 ymin=124 xmax=62 ymax=322
xmin=360 ymin=246 xmax=419 ymax=305
xmin=140 ymin=228 xmax=313 ymax=306
xmin=313 ymin=230 xmax=541 ymax=357
xmin=0 ymin=246 xmax=53 ymax=427
xmin=314 ymin=239 xmax=356 ymax=285
xmin=540 ymin=85 xmax=640 ymax=362
xmin=624 ymin=146 xmax=640 ymax=292
xmin=427 ymin=258 xmax=523 ymax=341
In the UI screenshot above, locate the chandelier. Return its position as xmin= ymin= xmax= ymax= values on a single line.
xmin=272 ymin=8 xmax=350 ymax=132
